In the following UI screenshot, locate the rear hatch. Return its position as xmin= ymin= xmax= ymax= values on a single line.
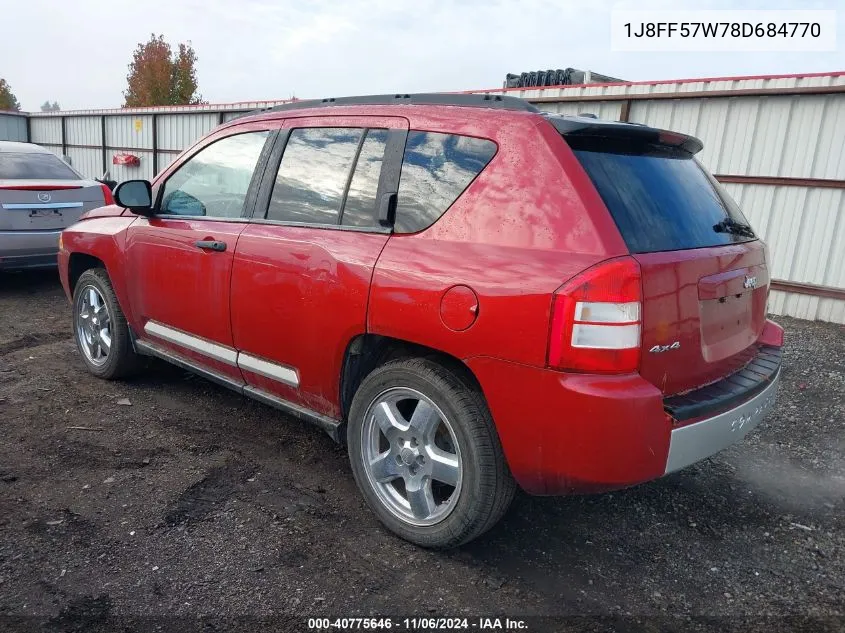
xmin=555 ymin=117 xmax=768 ymax=396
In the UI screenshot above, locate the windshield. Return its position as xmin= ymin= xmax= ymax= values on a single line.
xmin=0 ymin=152 xmax=79 ymax=180
xmin=571 ymin=141 xmax=755 ymax=253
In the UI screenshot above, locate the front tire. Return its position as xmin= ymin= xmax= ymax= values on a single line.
xmin=347 ymin=357 xmax=515 ymax=548
xmin=72 ymin=268 xmax=141 ymax=379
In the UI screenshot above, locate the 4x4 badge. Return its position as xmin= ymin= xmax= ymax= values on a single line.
xmin=743 ymin=276 xmax=758 ymax=289
xmin=649 ymin=341 xmax=681 ymax=353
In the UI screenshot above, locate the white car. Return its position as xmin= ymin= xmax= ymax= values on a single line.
xmin=0 ymin=141 xmax=113 ymax=270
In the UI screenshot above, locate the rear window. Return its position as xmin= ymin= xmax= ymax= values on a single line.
xmin=571 ymin=142 xmax=755 ymax=253
xmin=0 ymin=152 xmax=78 ymax=180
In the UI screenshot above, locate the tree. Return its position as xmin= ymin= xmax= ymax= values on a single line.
xmin=0 ymin=78 xmax=21 ymax=111
xmin=123 ymin=34 xmax=205 ymax=107
xmin=40 ymin=101 xmax=61 ymax=112
xmin=171 ymin=43 xmax=202 ymax=105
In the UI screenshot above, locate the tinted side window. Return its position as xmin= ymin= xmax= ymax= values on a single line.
xmin=160 ymin=131 xmax=269 ymax=218
xmin=268 ymin=128 xmax=362 ymax=225
xmin=341 ymin=129 xmax=388 ymax=228
xmin=395 ymin=132 xmax=496 ymax=234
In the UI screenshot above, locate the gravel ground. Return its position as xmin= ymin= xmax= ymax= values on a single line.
xmin=0 ymin=269 xmax=842 ymax=632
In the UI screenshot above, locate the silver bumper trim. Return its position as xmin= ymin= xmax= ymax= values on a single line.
xmin=664 ymin=369 xmax=780 ymax=474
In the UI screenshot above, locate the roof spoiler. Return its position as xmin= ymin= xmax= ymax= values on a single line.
xmin=547 ymin=114 xmax=704 ymax=155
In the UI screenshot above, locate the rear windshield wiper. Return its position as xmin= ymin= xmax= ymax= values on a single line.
xmin=713 ymin=217 xmax=755 ymax=238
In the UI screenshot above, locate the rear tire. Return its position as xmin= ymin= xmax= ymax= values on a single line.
xmin=347 ymin=357 xmax=515 ymax=548
xmin=72 ymin=268 xmax=141 ymax=380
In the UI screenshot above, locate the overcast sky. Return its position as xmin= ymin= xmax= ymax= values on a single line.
xmin=2 ymin=0 xmax=843 ymax=111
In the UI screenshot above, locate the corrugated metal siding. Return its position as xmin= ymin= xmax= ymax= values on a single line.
xmin=626 ymin=94 xmax=845 ymax=180
xmin=64 ymin=116 xmax=101 ymax=146
xmin=0 ymin=113 xmax=27 ymax=141
xmin=157 ymin=113 xmax=219 ymax=151
xmin=105 ymin=115 xmax=153 ymax=150
xmin=29 ymin=117 xmax=61 ymax=145
xmin=66 ymin=147 xmax=102 ymax=179
xmin=722 ymin=183 xmax=845 ymax=286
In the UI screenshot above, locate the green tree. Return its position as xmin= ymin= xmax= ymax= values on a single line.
xmin=40 ymin=101 xmax=61 ymax=112
xmin=123 ymin=34 xmax=205 ymax=107
xmin=171 ymin=43 xmax=202 ymax=105
xmin=0 ymin=78 xmax=21 ymax=111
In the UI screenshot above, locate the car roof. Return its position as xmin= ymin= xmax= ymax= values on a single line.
xmin=0 ymin=141 xmax=53 ymax=154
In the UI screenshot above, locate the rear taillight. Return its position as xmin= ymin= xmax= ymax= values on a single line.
xmin=100 ymin=183 xmax=115 ymax=206
xmin=548 ymin=256 xmax=642 ymax=374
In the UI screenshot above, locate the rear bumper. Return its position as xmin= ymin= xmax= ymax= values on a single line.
xmin=665 ymin=368 xmax=779 ymax=473
xmin=0 ymin=230 xmax=61 ymax=269
xmin=467 ymin=342 xmax=781 ymax=495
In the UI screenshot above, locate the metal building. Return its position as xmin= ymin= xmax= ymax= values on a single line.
xmin=1 ymin=71 xmax=843 ymax=323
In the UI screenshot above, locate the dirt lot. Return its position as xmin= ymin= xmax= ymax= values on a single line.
xmin=0 ymin=269 xmax=843 ymax=632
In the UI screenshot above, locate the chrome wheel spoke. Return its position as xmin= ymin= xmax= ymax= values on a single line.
xmin=428 ymin=446 xmax=460 ymax=487
xmin=99 ymin=328 xmax=112 ymax=352
xmin=369 ymin=451 xmax=403 ymax=483
xmin=372 ymin=400 xmax=406 ymax=439
xmin=410 ymin=399 xmax=440 ymax=439
xmin=406 ymin=478 xmax=437 ymax=520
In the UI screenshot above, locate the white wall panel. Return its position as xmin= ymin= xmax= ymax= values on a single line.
xmin=66 ymin=147 xmax=102 ymax=178
xmin=0 ymin=113 xmax=27 ymax=141
xmin=65 ymin=116 xmax=101 ymax=146
xmin=157 ymin=113 xmax=219 ymax=151
xmin=627 ymin=94 xmax=845 ymax=180
xmin=29 ymin=117 xmax=61 ymax=145
xmin=105 ymin=115 xmax=153 ymax=150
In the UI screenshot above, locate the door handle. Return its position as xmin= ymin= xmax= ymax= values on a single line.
xmin=195 ymin=240 xmax=227 ymax=252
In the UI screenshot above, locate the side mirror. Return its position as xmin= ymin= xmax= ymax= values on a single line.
xmin=114 ymin=180 xmax=154 ymax=216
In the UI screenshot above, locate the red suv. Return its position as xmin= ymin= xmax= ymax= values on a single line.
xmin=58 ymin=94 xmax=783 ymax=547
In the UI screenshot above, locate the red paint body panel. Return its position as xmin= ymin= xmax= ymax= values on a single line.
xmin=231 ymin=225 xmax=390 ymax=418
xmin=467 ymin=356 xmax=669 ymax=494
xmin=123 ymin=217 xmax=246 ymax=382
xmin=634 ymin=241 xmax=769 ymax=395
xmin=58 ymin=213 xmax=137 ymax=317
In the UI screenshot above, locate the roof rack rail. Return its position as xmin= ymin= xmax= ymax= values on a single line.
xmin=247 ymin=93 xmax=540 ymax=116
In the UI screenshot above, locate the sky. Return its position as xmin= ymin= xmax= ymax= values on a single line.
xmin=1 ymin=0 xmax=843 ymax=111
